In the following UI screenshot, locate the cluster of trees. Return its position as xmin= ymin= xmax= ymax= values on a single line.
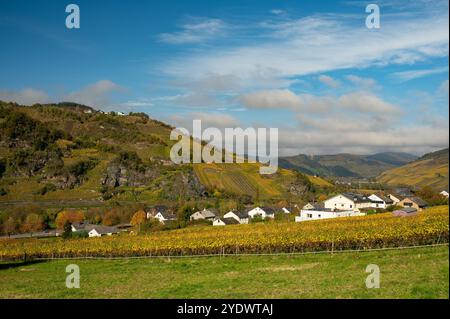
xmin=0 ymin=203 xmax=147 ymax=236
xmin=0 ymin=108 xmax=67 ymax=151
xmin=0 ymin=205 xmax=51 ymax=236
xmin=114 ymin=150 xmax=146 ymax=173
xmin=415 ymin=186 xmax=448 ymax=206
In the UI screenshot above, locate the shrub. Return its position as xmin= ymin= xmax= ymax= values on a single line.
xmin=72 ymin=230 xmax=89 ymax=238
xmin=36 ymin=183 xmax=57 ymax=195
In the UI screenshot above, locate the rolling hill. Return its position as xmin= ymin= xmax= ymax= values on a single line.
xmin=279 ymin=152 xmax=417 ymax=178
xmin=376 ymin=148 xmax=449 ymax=191
xmin=0 ymin=101 xmax=319 ymax=206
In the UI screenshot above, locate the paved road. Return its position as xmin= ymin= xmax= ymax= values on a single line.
xmin=0 ymin=230 xmax=59 ymax=239
xmin=0 ymin=199 xmax=105 ymax=208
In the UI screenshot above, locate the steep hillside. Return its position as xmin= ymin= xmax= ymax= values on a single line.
xmin=0 ymin=101 xmax=316 ymax=205
xmin=376 ymin=148 xmax=449 ymax=191
xmin=279 ymin=152 xmax=417 ymax=178
xmin=0 ymin=101 xmax=201 ymax=204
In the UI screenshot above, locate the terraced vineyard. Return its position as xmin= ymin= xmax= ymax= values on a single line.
xmin=193 ymin=162 xmax=297 ymax=198
xmin=1 ymin=206 xmax=448 ymax=260
xmin=377 ymin=148 xmax=448 ymax=190
xmin=307 ymin=175 xmax=333 ymax=187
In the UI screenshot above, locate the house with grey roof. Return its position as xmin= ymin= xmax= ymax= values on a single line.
xmin=302 ymin=202 xmax=325 ymax=210
xmin=246 ymin=206 xmax=275 ymax=219
xmin=70 ymin=222 xmax=119 ymax=237
xmin=190 ymin=208 xmax=217 ymax=221
xmin=154 ymin=209 xmax=177 ymax=224
xmin=88 ymin=225 xmax=120 ymax=237
xmin=213 ymin=217 xmax=240 ymax=226
xmin=368 ymin=193 xmax=394 ymax=209
xmin=399 ymin=196 xmax=428 ymax=211
xmin=324 ymin=193 xmax=372 ymax=211
xmin=223 ymin=210 xmax=249 ymax=224
xmin=145 ymin=205 xmax=169 ymax=219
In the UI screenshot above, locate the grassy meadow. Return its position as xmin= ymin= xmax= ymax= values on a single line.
xmin=0 ymin=245 xmax=448 ymax=299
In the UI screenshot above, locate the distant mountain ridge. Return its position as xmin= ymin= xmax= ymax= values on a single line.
xmin=279 ymin=152 xmax=418 ymax=178
xmin=376 ymin=148 xmax=449 ymax=191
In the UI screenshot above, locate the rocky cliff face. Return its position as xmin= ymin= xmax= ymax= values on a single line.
xmin=101 ymin=164 xmax=156 ymax=188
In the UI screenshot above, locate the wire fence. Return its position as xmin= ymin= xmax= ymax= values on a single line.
xmin=5 ymin=243 xmax=448 ymax=262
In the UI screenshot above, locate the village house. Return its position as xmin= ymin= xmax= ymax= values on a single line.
xmin=440 ymin=190 xmax=449 ymax=198
xmin=302 ymin=202 xmax=325 ymax=210
xmin=190 ymin=208 xmax=217 ymax=221
xmin=387 ymin=193 xmax=403 ymax=205
xmin=324 ymin=193 xmax=372 ymax=211
xmin=296 ymin=193 xmax=368 ymax=222
xmin=295 ymin=208 xmax=364 ymax=222
xmin=88 ymin=225 xmax=120 ymax=237
xmin=154 ymin=210 xmax=177 ymax=224
xmin=398 ymin=196 xmax=428 ymax=211
xmin=281 ymin=207 xmax=291 ymax=214
xmin=71 ymin=222 xmax=89 ymax=232
xmin=223 ymin=210 xmax=249 ymax=224
xmin=368 ymin=193 xmax=394 ymax=209
xmin=246 ymin=206 xmax=275 ymax=219
xmin=213 ymin=217 xmax=240 ymax=226
xmin=387 ymin=188 xmax=414 ymax=205
xmin=146 ymin=205 xmax=177 ymax=224
xmin=145 ymin=205 xmax=169 ymax=219
xmin=70 ymin=222 xmax=119 ymax=237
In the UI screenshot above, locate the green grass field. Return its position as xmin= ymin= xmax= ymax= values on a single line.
xmin=0 ymin=246 xmax=448 ymax=299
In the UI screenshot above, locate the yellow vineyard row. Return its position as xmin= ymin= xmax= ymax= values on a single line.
xmin=0 ymin=206 xmax=448 ymax=260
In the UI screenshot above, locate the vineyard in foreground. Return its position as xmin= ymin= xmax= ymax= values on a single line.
xmin=0 ymin=206 xmax=448 ymax=260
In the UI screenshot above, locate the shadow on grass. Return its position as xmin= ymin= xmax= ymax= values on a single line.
xmin=0 ymin=260 xmax=46 ymax=271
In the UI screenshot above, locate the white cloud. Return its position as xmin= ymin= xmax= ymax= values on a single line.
xmin=169 ymin=112 xmax=240 ymax=130
xmin=338 ymin=92 xmax=399 ymax=113
xmin=278 ymin=124 xmax=449 ymax=156
xmin=171 ymin=73 xmax=241 ymax=92
xmin=392 ymin=66 xmax=449 ymax=82
xmin=63 ymin=80 xmax=123 ymax=108
xmin=346 ymin=75 xmax=378 ymax=89
xmin=239 ymin=89 xmax=302 ymax=109
xmin=158 ymin=18 xmax=226 ymax=44
xmin=153 ymin=92 xmax=220 ymax=107
xmin=0 ymin=88 xmax=50 ymax=105
xmin=318 ymin=75 xmax=341 ymax=88
xmin=162 ymin=9 xmax=448 ymax=90
xmin=123 ymin=99 xmax=154 ymax=108
xmin=239 ymin=89 xmax=400 ymax=114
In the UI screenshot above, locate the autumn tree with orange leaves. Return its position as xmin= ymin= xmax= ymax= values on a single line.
xmin=55 ymin=210 xmax=85 ymax=229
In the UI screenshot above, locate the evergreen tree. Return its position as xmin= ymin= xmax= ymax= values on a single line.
xmin=62 ymin=221 xmax=72 ymax=239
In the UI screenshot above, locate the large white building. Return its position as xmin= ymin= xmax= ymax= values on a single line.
xmin=324 ymin=193 xmax=372 ymax=211
xmin=295 ymin=209 xmax=364 ymax=222
xmin=296 ymin=192 xmax=369 ymax=223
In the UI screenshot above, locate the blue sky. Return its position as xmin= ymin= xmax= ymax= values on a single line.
xmin=0 ymin=0 xmax=448 ymax=155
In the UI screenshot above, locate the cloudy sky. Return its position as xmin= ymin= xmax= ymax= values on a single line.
xmin=0 ymin=0 xmax=448 ymax=156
